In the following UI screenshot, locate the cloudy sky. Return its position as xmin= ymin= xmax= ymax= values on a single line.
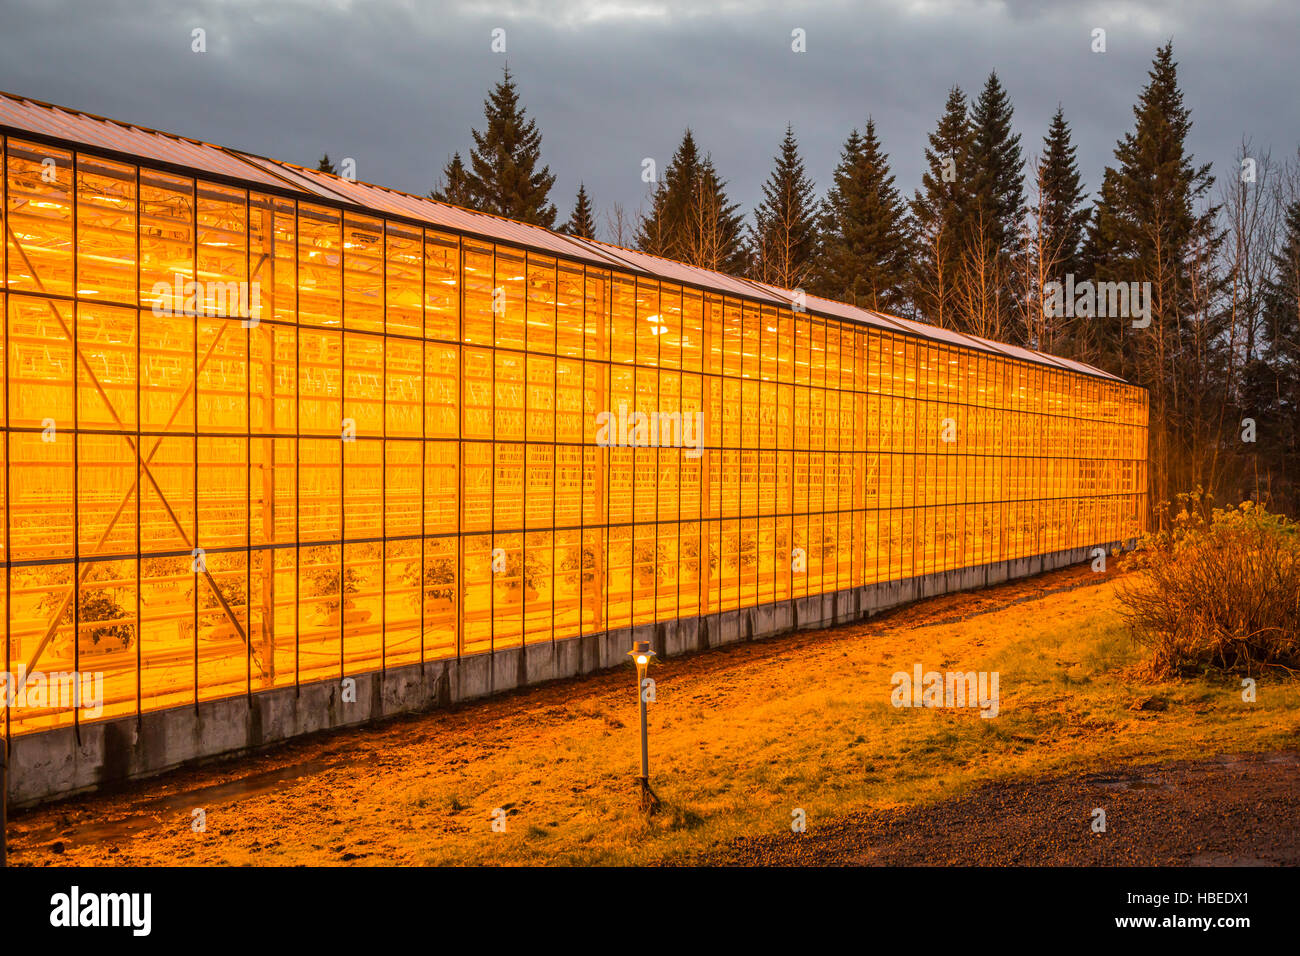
xmin=1 ymin=0 xmax=1295 ymax=238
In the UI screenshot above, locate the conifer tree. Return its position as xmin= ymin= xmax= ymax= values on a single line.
xmin=430 ymin=152 xmax=474 ymax=207
xmin=910 ymin=87 xmax=973 ymax=329
xmin=812 ymin=120 xmax=912 ymax=312
xmin=636 ymin=129 xmax=746 ymax=274
xmin=316 ymin=154 xmax=338 ymax=175
xmin=1038 ymin=106 xmax=1089 ymax=279
xmin=461 ymin=66 xmax=557 ymax=226
xmin=1264 ymin=193 xmax=1300 ymax=366
xmin=636 ymin=129 xmax=703 ymax=257
xmin=1021 ymin=106 xmax=1090 ymax=354
xmin=1087 ymin=41 xmax=1221 ymax=516
xmin=1255 ymin=191 xmax=1300 ymax=508
xmin=686 ymin=158 xmax=748 ymax=274
xmin=635 ymin=185 xmax=674 ymax=258
xmin=750 ymin=124 xmax=818 ymax=289
xmin=967 ymin=71 xmax=1025 ymax=261
xmin=959 ymin=71 xmax=1025 ymax=339
xmin=561 ymin=183 xmax=598 ymax=239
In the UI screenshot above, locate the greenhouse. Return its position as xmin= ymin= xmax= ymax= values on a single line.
xmin=0 ymin=91 xmax=1148 ymax=752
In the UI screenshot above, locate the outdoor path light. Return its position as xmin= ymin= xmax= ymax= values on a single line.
xmin=628 ymin=640 xmax=657 ymax=808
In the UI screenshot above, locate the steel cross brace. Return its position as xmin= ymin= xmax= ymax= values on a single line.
xmin=5 ymin=221 xmax=272 ymax=687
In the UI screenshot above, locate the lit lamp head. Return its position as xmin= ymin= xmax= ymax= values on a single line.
xmin=628 ymin=640 xmax=657 ymax=681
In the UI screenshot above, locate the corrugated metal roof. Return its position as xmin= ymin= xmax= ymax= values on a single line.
xmin=1046 ymin=354 xmax=1122 ymax=381
xmin=0 ymin=87 xmax=1129 ymax=384
xmin=238 ymin=151 xmax=656 ymax=275
xmin=565 ymin=239 xmax=792 ymax=305
xmin=0 ymin=92 xmax=292 ymax=189
xmin=233 ymin=152 xmax=360 ymax=203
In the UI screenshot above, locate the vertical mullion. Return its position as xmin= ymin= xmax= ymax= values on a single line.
xmin=244 ymin=189 xmax=252 ymax=703
xmin=2 ymin=135 xmax=10 ymax=745
xmin=133 ymin=164 xmax=143 ymax=724
xmin=190 ymin=173 xmax=198 ymax=712
xmin=602 ymin=282 xmax=610 ymax=637
xmin=675 ymin=312 xmax=682 ymax=625
xmin=629 ymin=286 xmax=637 ymax=628
xmin=514 ymin=265 xmax=520 ymax=647
xmin=418 ymin=229 xmax=426 ymax=666
xmin=651 ymin=283 xmax=659 ymax=626
xmin=70 ymin=151 xmax=81 ymax=742
xmin=736 ymin=301 xmax=742 ymax=615
xmin=293 ymin=201 xmax=301 ymax=695
xmin=489 ymin=247 xmax=496 ymax=655
xmin=849 ymin=329 xmax=857 ymax=595
xmin=338 ymin=222 xmax=346 ymax=680
xmin=549 ymin=275 xmax=556 ymax=647
xmin=578 ymin=268 xmax=586 ymax=637
xmin=380 ymin=225 xmax=388 ymax=674
xmin=455 ymin=237 xmax=464 ymax=660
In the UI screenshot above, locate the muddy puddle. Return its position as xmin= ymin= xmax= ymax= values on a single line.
xmin=18 ymin=758 xmax=336 ymax=849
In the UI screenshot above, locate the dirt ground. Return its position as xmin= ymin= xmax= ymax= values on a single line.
xmin=6 ymin=564 xmax=1298 ymax=866
xmin=704 ymin=751 xmax=1300 ymax=865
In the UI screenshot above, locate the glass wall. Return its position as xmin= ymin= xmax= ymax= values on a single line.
xmin=0 ymin=136 xmax=1148 ymax=735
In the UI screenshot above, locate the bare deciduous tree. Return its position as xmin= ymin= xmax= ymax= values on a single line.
xmin=955 ymin=208 xmax=1009 ymax=340
xmin=604 ymin=201 xmax=632 ymax=247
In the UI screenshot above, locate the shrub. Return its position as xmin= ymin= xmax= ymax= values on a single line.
xmin=35 ymin=572 xmax=134 ymax=652
xmin=1117 ymin=491 xmax=1300 ymax=677
xmin=408 ymin=559 xmax=455 ymax=604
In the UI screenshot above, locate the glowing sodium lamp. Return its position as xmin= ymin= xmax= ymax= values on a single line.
xmin=628 ymin=640 xmax=657 ymax=787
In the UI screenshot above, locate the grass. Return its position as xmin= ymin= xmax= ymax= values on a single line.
xmin=12 ymin=568 xmax=1300 ymax=867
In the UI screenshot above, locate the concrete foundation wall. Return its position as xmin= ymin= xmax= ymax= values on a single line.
xmin=6 ymin=541 xmax=1130 ymax=808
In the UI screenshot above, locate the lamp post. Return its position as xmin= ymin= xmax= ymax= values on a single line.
xmin=628 ymin=640 xmax=657 ymax=801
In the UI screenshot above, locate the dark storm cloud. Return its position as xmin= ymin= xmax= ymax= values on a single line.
xmin=1 ymin=0 xmax=1296 ymax=237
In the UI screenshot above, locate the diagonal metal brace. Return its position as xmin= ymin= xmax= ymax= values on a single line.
xmin=6 ymin=222 xmax=272 ymax=686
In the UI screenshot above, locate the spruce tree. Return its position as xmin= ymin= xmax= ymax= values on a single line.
xmin=812 ymin=120 xmax=912 ymax=312
xmin=967 ymin=71 xmax=1025 ymax=260
xmin=1090 ymin=43 xmax=1219 ymax=373
xmin=1038 ymin=106 xmax=1088 ymax=280
xmin=910 ymin=87 xmax=973 ymax=329
xmin=462 ymin=66 xmax=557 ymax=226
xmin=636 ymin=129 xmax=703 ymax=257
xmin=957 ymin=71 xmax=1025 ymax=339
xmin=430 ymin=152 xmax=474 ymax=207
xmin=636 ymin=129 xmax=746 ymax=274
xmin=561 ymin=183 xmax=597 ymax=239
xmin=1265 ymin=194 xmax=1300 ymax=366
xmin=688 ymin=158 xmax=748 ymax=274
xmin=750 ymin=124 xmax=818 ymax=289
xmin=1087 ymin=41 xmax=1221 ymax=516
xmin=316 ymin=154 xmax=338 ymax=175
xmin=1023 ymin=106 xmax=1090 ymax=354
xmin=1256 ymin=194 xmax=1300 ymax=509
xmin=635 ymin=184 xmax=674 ymax=258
